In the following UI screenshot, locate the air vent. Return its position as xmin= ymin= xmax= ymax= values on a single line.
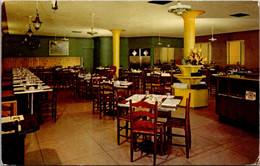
xmin=148 ymin=1 xmax=172 ymax=5
xmin=230 ymin=13 xmax=250 ymax=17
xmin=72 ymin=31 xmax=82 ymax=33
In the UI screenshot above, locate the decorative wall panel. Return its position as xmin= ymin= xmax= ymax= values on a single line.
xmin=2 ymin=57 xmax=81 ymax=72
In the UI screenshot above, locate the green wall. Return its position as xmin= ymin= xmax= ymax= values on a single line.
xmin=2 ymin=34 xmax=183 ymax=72
xmin=93 ymin=37 xmax=129 ymax=70
xmin=93 ymin=37 xmax=112 ymax=68
xmin=2 ymin=34 xmax=94 ymax=72
xmin=120 ymin=38 xmax=129 ymax=70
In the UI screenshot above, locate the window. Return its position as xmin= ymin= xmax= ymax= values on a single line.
xmin=195 ymin=42 xmax=211 ymax=64
xmin=226 ymin=40 xmax=245 ymax=65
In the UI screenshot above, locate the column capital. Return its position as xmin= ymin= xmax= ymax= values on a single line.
xmin=182 ymin=10 xmax=205 ymax=20
xmin=110 ymin=29 xmax=123 ymax=34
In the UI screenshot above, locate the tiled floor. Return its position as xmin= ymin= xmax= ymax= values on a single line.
xmin=24 ymin=89 xmax=259 ymax=165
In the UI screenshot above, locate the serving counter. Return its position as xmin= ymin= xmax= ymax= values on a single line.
xmin=215 ymin=74 xmax=259 ymax=131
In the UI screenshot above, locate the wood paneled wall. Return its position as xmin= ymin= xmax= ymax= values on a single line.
xmin=2 ymin=57 xmax=81 ymax=72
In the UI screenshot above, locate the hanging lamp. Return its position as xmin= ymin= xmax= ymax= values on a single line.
xmin=87 ymin=13 xmax=98 ymax=36
xmin=209 ymin=26 xmax=217 ymax=42
xmin=52 ymin=0 xmax=58 ymax=10
xmin=158 ymin=31 xmax=162 ymax=46
xmin=32 ymin=1 xmax=42 ymax=30
xmin=26 ymin=16 xmax=33 ymax=37
xmin=168 ymin=1 xmax=191 ymax=16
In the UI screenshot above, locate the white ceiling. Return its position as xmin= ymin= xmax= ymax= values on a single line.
xmin=3 ymin=0 xmax=260 ymax=38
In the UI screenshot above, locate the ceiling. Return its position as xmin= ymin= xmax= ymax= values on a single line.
xmin=2 ymin=0 xmax=259 ymax=38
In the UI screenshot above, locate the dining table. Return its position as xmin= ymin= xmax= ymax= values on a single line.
xmin=104 ymin=80 xmax=133 ymax=96
xmin=118 ymin=93 xmax=183 ymax=112
xmin=12 ymin=68 xmax=53 ymax=115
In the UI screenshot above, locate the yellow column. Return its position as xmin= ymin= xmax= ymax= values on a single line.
xmin=182 ymin=10 xmax=204 ymax=59
xmin=110 ymin=29 xmax=122 ymax=78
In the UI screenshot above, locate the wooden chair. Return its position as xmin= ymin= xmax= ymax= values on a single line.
xmin=1 ymin=100 xmax=18 ymax=117
xmin=91 ymin=76 xmax=102 ymax=115
xmin=130 ymin=100 xmax=164 ymax=166
xmin=163 ymin=72 xmax=174 ymax=94
xmin=116 ymin=91 xmax=130 ymax=145
xmin=100 ymin=82 xmax=116 ymax=119
xmin=165 ymin=93 xmax=191 ymax=158
xmin=39 ymin=85 xmax=58 ymax=122
xmin=150 ymin=74 xmax=163 ymax=94
xmin=71 ymin=73 xmax=78 ymax=97
xmin=77 ymin=77 xmax=86 ymax=99
xmin=142 ymin=69 xmax=151 ymax=93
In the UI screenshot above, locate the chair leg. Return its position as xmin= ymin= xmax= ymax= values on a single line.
xmin=92 ymin=99 xmax=95 ymax=114
xmin=130 ymin=132 xmax=134 ymax=162
xmin=154 ymin=135 xmax=157 ymax=166
xmin=188 ymin=125 xmax=191 ymax=149
xmin=100 ymin=102 xmax=103 ymax=119
xmin=117 ymin=118 xmax=120 ymax=145
xmin=126 ymin=121 xmax=129 ymax=138
xmin=168 ymin=127 xmax=172 ymax=145
xmin=185 ymin=128 xmax=189 ymax=158
xmin=160 ymin=128 xmax=163 ymax=155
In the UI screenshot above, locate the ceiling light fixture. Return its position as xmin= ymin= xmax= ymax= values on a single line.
xmin=209 ymin=26 xmax=217 ymax=42
xmin=158 ymin=30 xmax=162 ymax=46
xmin=26 ymin=16 xmax=33 ymax=37
xmin=87 ymin=13 xmax=98 ymax=36
xmin=168 ymin=1 xmax=191 ymax=16
xmin=32 ymin=1 xmax=42 ymax=30
xmin=52 ymin=0 xmax=58 ymax=10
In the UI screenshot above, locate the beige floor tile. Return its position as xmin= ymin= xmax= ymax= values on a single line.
xmin=88 ymin=127 xmax=129 ymax=151
xmin=190 ymin=149 xmax=255 ymax=165
xmin=23 ymin=88 xmax=259 ymax=165
xmin=62 ymin=152 xmax=118 ymax=165
xmin=24 ymin=150 xmax=44 ymax=165
xmin=228 ymin=138 xmax=259 ymax=161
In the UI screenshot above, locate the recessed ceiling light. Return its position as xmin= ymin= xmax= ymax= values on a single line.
xmin=230 ymin=13 xmax=250 ymax=17
xmin=72 ymin=31 xmax=82 ymax=33
xmin=148 ymin=1 xmax=172 ymax=5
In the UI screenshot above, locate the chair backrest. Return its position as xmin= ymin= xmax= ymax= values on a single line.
xmin=185 ymin=93 xmax=191 ymax=126
xmin=130 ymin=100 xmax=158 ymax=133
xmin=110 ymin=66 xmax=117 ymax=72
xmin=116 ymin=91 xmax=128 ymax=103
xmin=1 ymin=100 xmax=17 ymax=117
xmin=150 ymin=74 xmax=161 ymax=84
xmin=101 ymin=82 xmax=115 ymax=98
xmin=91 ymin=75 xmax=101 ymax=86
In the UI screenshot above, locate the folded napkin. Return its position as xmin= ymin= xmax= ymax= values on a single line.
xmin=42 ymin=85 xmax=51 ymax=89
xmin=13 ymin=87 xmax=25 ymax=91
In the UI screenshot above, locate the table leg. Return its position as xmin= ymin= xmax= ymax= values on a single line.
xmin=28 ymin=94 xmax=30 ymax=110
xmin=31 ymin=93 xmax=34 ymax=115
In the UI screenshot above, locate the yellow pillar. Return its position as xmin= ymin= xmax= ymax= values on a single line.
xmin=110 ymin=29 xmax=122 ymax=78
xmin=182 ymin=10 xmax=204 ymax=59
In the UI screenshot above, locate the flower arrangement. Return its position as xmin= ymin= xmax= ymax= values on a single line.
xmin=187 ymin=48 xmax=207 ymax=65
